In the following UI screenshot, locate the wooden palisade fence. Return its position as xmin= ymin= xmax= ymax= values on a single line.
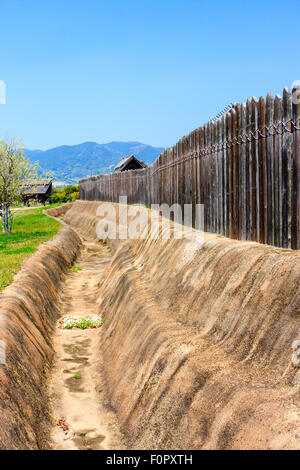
xmin=80 ymin=87 xmax=300 ymax=249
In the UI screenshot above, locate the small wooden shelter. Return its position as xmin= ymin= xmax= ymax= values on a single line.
xmin=20 ymin=179 xmax=52 ymax=206
xmin=114 ymin=154 xmax=147 ymax=172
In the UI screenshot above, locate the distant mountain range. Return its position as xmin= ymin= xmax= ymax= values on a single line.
xmin=25 ymin=141 xmax=165 ymax=186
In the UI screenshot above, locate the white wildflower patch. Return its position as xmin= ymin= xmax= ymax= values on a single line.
xmin=58 ymin=315 xmax=106 ymax=330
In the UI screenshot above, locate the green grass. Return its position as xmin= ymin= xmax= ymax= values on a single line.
xmin=71 ymin=265 xmax=82 ymax=272
xmin=0 ymin=206 xmax=61 ymax=291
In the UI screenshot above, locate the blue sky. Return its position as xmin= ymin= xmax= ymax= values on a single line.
xmin=0 ymin=0 xmax=299 ymax=150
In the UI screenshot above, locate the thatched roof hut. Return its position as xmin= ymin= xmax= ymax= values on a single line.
xmin=20 ymin=179 xmax=52 ymax=205
xmin=114 ymin=155 xmax=147 ymax=172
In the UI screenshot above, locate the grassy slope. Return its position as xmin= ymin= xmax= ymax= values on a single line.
xmin=0 ymin=206 xmax=61 ymax=291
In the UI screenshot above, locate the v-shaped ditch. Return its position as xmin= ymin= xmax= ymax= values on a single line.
xmin=48 ymin=240 xmax=123 ymax=450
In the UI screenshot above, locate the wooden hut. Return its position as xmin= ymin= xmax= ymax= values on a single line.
xmin=20 ymin=179 xmax=52 ymax=206
xmin=114 ymin=154 xmax=147 ymax=172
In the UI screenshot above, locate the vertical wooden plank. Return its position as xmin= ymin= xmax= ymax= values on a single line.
xmin=190 ymin=133 xmax=193 ymax=211
xmin=292 ymin=85 xmax=300 ymax=249
xmin=162 ymin=150 xmax=166 ymax=205
xmin=167 ymin=148 xmax=171 ymax=209
xmin=199 ymin=127 xmax=204 ymax=210
xmin=231 ymin=107 xmax=238 ymax=239
xmin=196 ymin=128 xmax=201 ymax=228
xmin=228 ymin=109 xmax=235 ymax=238
xmin=191 ymin=131 xmax=197 ymax=227
xmin=151 ymin=160 xmax=154 ymax=207
xmin=235 ymin=103 xmax=242 ymax=240
xmin=170 ymin=145 xmax=175 ymax=209
xmin=204 ymin=124 xmax=208 ymax=232
xmin=182 ymin=137 xmax=187 ymax=223
xmin=160 ymin=152 xmax=164 ymax=206
xmin=193 ymin=129 xmax=198 ymax=214
xmin=274 ymin=94 xmax=283 ymax=247
xmin=175 ymin=142 xmax=179 ymax=213
xmin=146 ymin=165 xmax=149 ymax=207
xmin=187 ymin=134 xmax=192 ymax=223
xmin=251 ymin=97 xmax=259 ymax=242
xmin=156 ymin=155 xmax=159 ymax=206
xmin=158 ymin=154 xmax=161 ymax=206
xmin=149 ymin=164 xmax=152 ymax=207
xmin=132 ymin=171 xmax=135 ymax=204
xmin=161 ymin=151 xmax=165 ymax=206
xmin=204 ymin=125 xmax=209 ymax=232
xmin=149 ymin=163 xmax=152 ymax=207
xmin=165 ymin=149 xmax=169 ymax=206
xmin=158 ymin=153 xmax=162 ymax=206
xmin=225 ymin=112 xmax=230 ymax=238
xmin=245 ymin=99 xmax=252 ymax=240
xmin=139 ymin=169 xmax=142 ymax=205
xmin=258 ymin=97 xmax=266 ymax=244
xmin=179 ymin=139 xmax=184 ymax=215
xmin=214 ymin=120 xmax=219 ymax=234
xmin=208 ymin=122 xmax=212 ymax=232
xmin=190 ymin=132 xmax=194 ymax=225
xmin=205 ymin=124 xmax=210 ymax=232
xmin=136 ymin=171 xmax=138 ymax=204
xmin=204 ymin=125 xmax=208 ymax=230
xmin=240 ymin=103 xmax=247 ymax=240
xmin=214 ymin=121 xmax=218 ymax=233
xmin=189 ymin=134 xmax=194 ymax=222
xmin=145 ymin=166 xmax=148 ymax=207
xmin=282 ymin=88 xmax=291 ymax=248
xmin=222 ymin=114 xmax=227 ymax=236
xmin=213 ymin=120 xmax=218 ymax=233
xmin=211 ymin=120 xmax=215 ymax=232
xmin=156 ymin=154 xmax=160 ymax=206
xmin=210 ymin=121 xmax=215 ymax=232
xmin=266 ymin=93 xmax=275 ymax=246
xmin=151 ymin=162 xmax=154 ymax=207
xmin=154 ymin=160 xmax=156 ymax=208
xmin=124 ymin=171 xmax=127 ymax=204
xmin=171 ymin=147 xmax=174 ymax=209
xmin=147 ymin=163 xmax=153 ymax=207
xmin=171 ymin=145 xmax=174 ymax=210
xmin=130 ymin=170 xmax=132 ymax=204
xmin=186 ymin=133 xmax=190 ymax=220
xmin=217 ymin=118 xmax=222 ymax=235
xmin=202 ymin=125 xmax=206 ymax=231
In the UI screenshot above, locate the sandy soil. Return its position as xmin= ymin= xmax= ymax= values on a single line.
xmin=48 ymin=240 xmax=124 ymax=450
xmin=59 ymin=201 xmax=300 ymax=450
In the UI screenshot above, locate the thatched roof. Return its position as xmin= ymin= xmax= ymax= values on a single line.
xmin=114 ymin=155 xmax=147 ymax=172
xmin=20 ymin=179 xmax=52 ymax=196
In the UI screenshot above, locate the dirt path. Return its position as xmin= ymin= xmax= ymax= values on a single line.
xmin=48 ymin=239 xmax=123 ymax=450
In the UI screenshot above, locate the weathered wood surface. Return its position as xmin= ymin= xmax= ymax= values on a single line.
xmin=79 ymin=88 xmax=300 ymax=250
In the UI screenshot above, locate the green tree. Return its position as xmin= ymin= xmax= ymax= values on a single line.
xmin=49 ymin=185 xmax=79 ymax=204
xmin=0 ymin=137 xmax=39 ymax=234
